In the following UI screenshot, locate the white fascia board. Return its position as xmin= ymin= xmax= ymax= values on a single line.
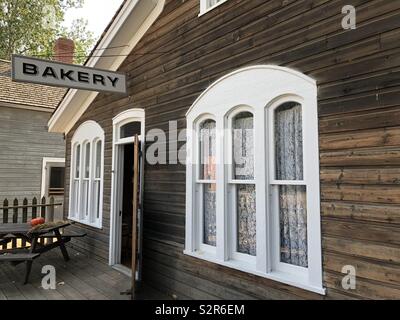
xmin=48 ymin=0 xmax=165 ymax=134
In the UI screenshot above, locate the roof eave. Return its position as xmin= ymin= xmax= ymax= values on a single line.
xmin=48 ymin=0 xmax=165 ymax=134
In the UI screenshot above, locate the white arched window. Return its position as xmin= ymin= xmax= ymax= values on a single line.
xmin=227 ymin=107 xmax=256 ymax=265
xmin=195 ymin=115 xmax=217 ymax=254
xmin=200 ymin=0 xmax=228 ymax=15
xmin=69 ymin=121 xmax=104 ymax=228
xmin=185 ymin=66 xmax=324 ymax=294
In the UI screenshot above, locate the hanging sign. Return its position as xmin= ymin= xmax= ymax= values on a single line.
xmin=12 ymin=55 xmax=127 ymax=94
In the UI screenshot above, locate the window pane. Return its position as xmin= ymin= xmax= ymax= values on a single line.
xmin=237 ymin=184 xmax=256 ymax=256
xmin=84 ymin=143 xmax=90 ymax=179
xmin=81 ymin=180 xmax=89 ymax=217
xmin=92 ymin=180 xmax=101 ymax=221
xmin=199 ymin=120 xmax=216 ymax=180
xmin=49 ymin=167 xmax=65 ymax=189
xmin=49 ymin=167 xmax=65 ymax=196
xmin=279 ymin=185 xmax=308 ymax=268
xmin=120 ymin=121 xmax=141 ymax=139
xmin=203 ymin=183 xmax=216 ymax=246
xmin=275 ymin=102 xmax=303 ymax=180
xmin=75 ymin=145 xmax=80 ymax=178
xmin=233 ymin=112 xmax=254 ymax=180
xmin=95 ymin=140 xmax=102 ymax=179
xmin=207 ymin=0 xmax=222 ymax=8
xmin=72 ymin=180 xmax=79 ymax=217
xmin=96 ymin=181 xmax=101 ymax=219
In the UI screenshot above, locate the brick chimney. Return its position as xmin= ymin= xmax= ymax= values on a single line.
xmin=53 ymin=38 xmax=75 ymax=64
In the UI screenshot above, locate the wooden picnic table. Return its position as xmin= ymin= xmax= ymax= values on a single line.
xmin=0 ymin=222 xmax=85 ymax=284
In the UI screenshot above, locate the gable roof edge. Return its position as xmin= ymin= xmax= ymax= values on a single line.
xmin=48 ymin=0 xmax=165 ymax=134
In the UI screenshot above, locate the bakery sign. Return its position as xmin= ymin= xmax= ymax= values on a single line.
xmin=12 ymin=55 xmax=127 ymax=94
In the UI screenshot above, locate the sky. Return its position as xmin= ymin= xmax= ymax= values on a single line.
xmin=63 ymin=0 xmax=124 ymax=39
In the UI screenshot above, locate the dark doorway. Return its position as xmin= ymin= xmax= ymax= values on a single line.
xmin=121 ymin=143 xmax=134 ymax=268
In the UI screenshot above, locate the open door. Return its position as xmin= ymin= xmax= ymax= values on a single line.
xmin=118 ymin=135 xmax=144 ymax=299
xmin=110 ymin=110 xmax=145 ymax=297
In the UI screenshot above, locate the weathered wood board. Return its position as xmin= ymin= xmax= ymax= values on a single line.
xmin=63 ymin=0 xmax=400 ymax=299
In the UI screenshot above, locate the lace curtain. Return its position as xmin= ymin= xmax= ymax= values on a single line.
xmin=237 ymin=184 xmax=256 ymax=256
xmin=200 ymin=120 xmax=217 ymax=246
xmin=233 ymin=113 xmax=256 ymax=256
xmin=203 ymin=184 xmax=216 ymax=246
xmin=279 ymin=186 xmax=307 ymax=267
xmin=275 ymin=102 xmax=308 ymax=268
xmin=275 ymin=103 xmax=303 ymax=180
xmin=200 ymin=120 xmax=216 ymax=180
xmin=233 ymin=112 xmax=254 ymax=180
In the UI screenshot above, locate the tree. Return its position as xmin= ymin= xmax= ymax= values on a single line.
xmin=59 ymin=18 xmax=96 ymax=65
xmin=0 ymin=0 xmax=96 ymax=64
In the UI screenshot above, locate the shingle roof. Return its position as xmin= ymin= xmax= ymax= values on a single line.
xmin=0 ymin=59 xmax=66 ymax=110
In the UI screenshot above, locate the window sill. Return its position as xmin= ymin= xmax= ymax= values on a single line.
xmin=68 ymin=216 xmax=102 ymax=230
xmin=199 ymin=0 xmax=228 ymax=17
xmin=183 ymin=250 xmax=326 ymax=296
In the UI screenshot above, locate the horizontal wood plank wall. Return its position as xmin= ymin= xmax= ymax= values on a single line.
xmin=0 ymin=106 xmax=65 ymax=200
xmin=64 ymin=0 xmax=400 ymax=299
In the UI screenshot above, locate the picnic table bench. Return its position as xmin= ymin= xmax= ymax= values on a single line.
xmin=0 ymin=221 xmax=86 ymax=284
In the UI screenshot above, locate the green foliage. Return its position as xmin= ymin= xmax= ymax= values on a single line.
xmin=59 ymin=18 xmax=95 ymax=65
xmin=0 ymin=0 xmax=96 ymax=64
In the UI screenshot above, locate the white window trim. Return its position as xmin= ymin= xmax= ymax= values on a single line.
xmin=226 ymin=106 xmax=257 ymax=266
xmin=199 ymin=0 xmax=228 ymax=16
xmin=81 ymin=141 xmax=91 ymax=221
xmin=113 ymin=109 xmax=145 ymax=144
xmin=69 ymin=120 xmax=104 ymax=229
xmin=41 ymin=157 xmax=65 ymax=198
xmin=185 ymin=65 xmax=325 ymax=295
xmin=195 ymin=115 xmax=217 ymax=255
xmin=268 ymin=95 xmax=310 ymax=278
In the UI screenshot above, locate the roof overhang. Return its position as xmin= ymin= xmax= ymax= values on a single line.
xmin=48 ymin=0 xmax=165 ymax=134
xmin=0 ymin=100 xmax=55 ymax=113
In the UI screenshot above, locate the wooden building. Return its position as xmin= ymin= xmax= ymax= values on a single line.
xmin=48 ymin=0 xmax=400 ymax=299
xmin=0 ymin=58 xmax=66 ymax=215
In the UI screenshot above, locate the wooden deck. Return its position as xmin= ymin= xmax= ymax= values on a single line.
xmin=0 ymin=247 xmax=167 ymax=300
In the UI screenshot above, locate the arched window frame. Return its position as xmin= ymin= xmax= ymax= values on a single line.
xmin=113 ymin=109 xmax=145 ymax=145
xmin=81 ymin=140 xmax=91 ymax=221
xmin=194 ymin=114 xmax=217 ymax=256
xmin=199 ymin=0 xmax=228 ymax=16
xmin=71 ymin=142 xmax=81 ymax=220
xmin=185 ymin=65 xmax=324 ymax=295
xmin=69 ymin=121 xmax=104 ymax=229
xmin=92 ymin=138 xmax=103 ymax=224
xmin=226 ymin=105 xmax=255 ymax=183
xmin=226 ymin=106 xmax=257 ymax=266
xmin=268 ymin=95 xmax=309 ymax=278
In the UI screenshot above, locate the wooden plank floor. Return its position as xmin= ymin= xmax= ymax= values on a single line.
xmin=0 ymin=247 xmax=168 ymax=300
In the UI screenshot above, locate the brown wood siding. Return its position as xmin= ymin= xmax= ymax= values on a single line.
xmin=64 ymin=0 xmax=400 ymax=299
